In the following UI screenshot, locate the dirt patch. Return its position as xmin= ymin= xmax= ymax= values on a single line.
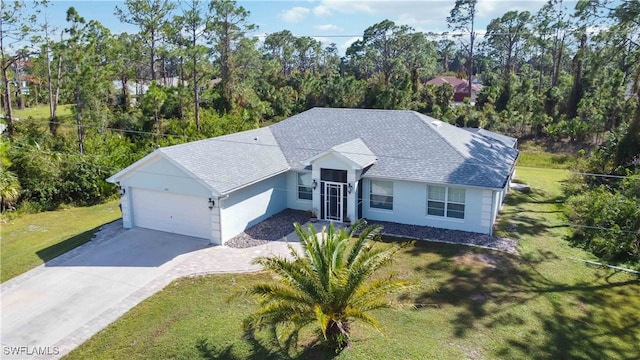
xmin=26 ymin=225 xmax=47 ymax=232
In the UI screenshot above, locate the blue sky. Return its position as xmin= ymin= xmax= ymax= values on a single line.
xmin=39 ymin=1 xmax=571 ymax=54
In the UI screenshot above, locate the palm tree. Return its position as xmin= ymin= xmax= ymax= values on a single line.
xmin=0 ymin=169 xmax=21 ymax=211
xmin=244 ymin=220 xmax=411 ymax=350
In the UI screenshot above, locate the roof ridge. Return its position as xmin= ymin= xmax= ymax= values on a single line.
xmin=410 ymin=111 xmax=470 ymax=161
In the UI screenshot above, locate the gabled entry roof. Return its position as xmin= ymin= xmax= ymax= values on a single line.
xmin=303 ymin=138 xmax=377 ymax=169
xmin=109 ymin=108 xmax=519 ymax=194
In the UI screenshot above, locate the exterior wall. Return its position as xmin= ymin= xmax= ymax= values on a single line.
xmin=120 ymin=190 xmax=132 ymax=228
xmin=310 ymin=154 xmax=357 ymax=224
xmin=119 ymin=156 xmax=213 ymax=233
xmin=209 ymin=206 xmax=221 ymax=245
xmin=120 ymin=156 xmax=211 ymax=197
xmin=219 ymin=173 xmax=288 ymax=243
xmin=286 ymin=171 xmax=313 ymax=211
xmin=361 ymin=178 xmax=493 ymax=234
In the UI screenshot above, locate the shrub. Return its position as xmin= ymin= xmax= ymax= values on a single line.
xmin=60 ymin=157 xmax=116 ymax=206
xmin=565 ymin=186 xmax=640 ymax=263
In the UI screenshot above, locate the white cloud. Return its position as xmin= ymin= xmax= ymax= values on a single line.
xmin=312 ymin=0 xmax=551 ymax=34
xmin=313 ymin=5 xmax=331 ymax=16
xmin=280 ymin=6 xmax=310 ymax=23
xmin=318 ymin=0 xmax=374 ymax=14
xmin=314 ymin=24 xmax=341 ymax=32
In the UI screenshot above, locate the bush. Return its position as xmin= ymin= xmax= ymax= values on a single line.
xmin=60 ymin=157 xmax=116 ymax=206
xmin=565 ymin=185 xmax=640 ymax=263
xmin=9 ymin=147 xmax=63 ymax=210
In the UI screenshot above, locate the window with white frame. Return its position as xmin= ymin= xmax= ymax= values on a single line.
xmin=297 ymin=172 xmax=312 ymax=200
xmin=427 ymin=185 xmax=465 ymax=219
xmin=370 ymin=180 xmax=393 ymax=210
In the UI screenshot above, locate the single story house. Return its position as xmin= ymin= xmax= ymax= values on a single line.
xmin=107 ymin=108 xmax=518 ymax=245
xmin=426 ymin=76 xmax=484 ymax=102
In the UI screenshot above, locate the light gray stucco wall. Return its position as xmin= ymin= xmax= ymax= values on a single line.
xmin=119 ymin=156 xmax=211 ymax=197
xmin=220 ymin=173 xmax=288 ymax=243
xmin=286 ymin=171 xmax=313 ymax=211
xmin=118 ymin=155 xmax=212 ymax=229
xmin=361 ymin=178 xmax=493 ymax=234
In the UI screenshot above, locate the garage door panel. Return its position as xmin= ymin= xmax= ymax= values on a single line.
xmin=132 ymin=188 xmax=214 ymax=240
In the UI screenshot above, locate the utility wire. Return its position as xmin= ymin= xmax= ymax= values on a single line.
xmin=9 ymin=118 xmax=640 ymax=181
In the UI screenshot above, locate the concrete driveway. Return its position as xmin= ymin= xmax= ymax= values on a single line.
xmin=1 ymin=223 xmax=301 ymax=359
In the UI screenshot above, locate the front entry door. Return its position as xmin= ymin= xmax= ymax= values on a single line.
xmin=323 ymin=181 xmax=343 ymax=222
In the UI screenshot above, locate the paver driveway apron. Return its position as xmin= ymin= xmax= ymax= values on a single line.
xmin=1 ymin=228 xmax=208 ymax=359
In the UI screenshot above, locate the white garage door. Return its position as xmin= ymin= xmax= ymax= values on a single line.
xmin=132 ymin=188 xmax=213 ymax=240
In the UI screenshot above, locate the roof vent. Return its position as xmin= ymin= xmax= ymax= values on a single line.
xmin=431 ymin=120 xmax=442 ymax=127
xmin=254 ymin=137 xmax=258 ymax=141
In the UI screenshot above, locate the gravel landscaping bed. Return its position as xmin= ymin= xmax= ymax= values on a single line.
xmin=361 ymin=220 xmax=519 ymax=255
xmin=226 ymin=210 xmax=518 ymax=254
xmin=225 ymin=209 xmax=310 ymax=248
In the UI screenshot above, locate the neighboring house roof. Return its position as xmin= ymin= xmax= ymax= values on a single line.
xmin=426 ymin=76 xmax=483 ymax=94
xmin=109 ymin=108 xmax=519 ymax=194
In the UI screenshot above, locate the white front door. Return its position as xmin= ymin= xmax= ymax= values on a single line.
xmin=323 ymin=181 xmax=343 ymax=222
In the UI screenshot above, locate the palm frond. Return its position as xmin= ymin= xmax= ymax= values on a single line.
xmin=244 ymin=221 xmax=412 ymax=351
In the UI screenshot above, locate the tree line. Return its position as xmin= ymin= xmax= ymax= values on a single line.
xmin=0 ymin=0 xmax=638 ymax=265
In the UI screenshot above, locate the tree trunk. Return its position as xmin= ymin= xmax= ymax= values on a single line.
xmin=121 ymin=78 xmax=129 ymax=109
xmin=154 ymin=109 xmax=160 ymax=143
xmin=53 ymin=49 xmax=62 ymax=118
xmin=1 ymin=24 xmax=15 ymax=136
xmin=468 ymin=32 xmax=475 ymax=99
xmin=538 ymin=38 xmax=545 ymax=94
xmin=2 ymin=65 xmax=15 ymax=136
xmin=45 ymin=23 xmax=54 ymax=121
xmin=75 ymin=85 xmax=84 ymax=154
xmin=468 ymin=4 xmax=476 ymax=100
xmin=193 ymin=53 xmax=200 ymax=131
xmin=552 ymin=33 xmax=565 ymax=87
xmin=150 ymin=29 xmax=156 ymax=81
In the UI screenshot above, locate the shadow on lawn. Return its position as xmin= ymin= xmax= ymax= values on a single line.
xmin=406 ymin=241 xmax=640 ymax=359
xmin=35 ymin=224 xmax=103 ymax=263
xmin=196 ymin=332 xmax=340 ymax=360
xmin=496 ymin=189 xmax=569 ymax=239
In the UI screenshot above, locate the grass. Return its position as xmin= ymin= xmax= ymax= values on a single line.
xmin=517 ymin=142 xmax=576 ymax=169
xmin=65 ymin=167 xmax=640 ymax=360
xmin=0 ymin=200 xmax=121 ymax=283
xmin=12 ymin=104 xmax=73 ymax=121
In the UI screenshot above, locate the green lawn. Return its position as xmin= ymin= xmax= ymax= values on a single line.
xmin=516 ymin=142 xmax=575 ymax=169
xmin=0 ymin=200 xmax=121 ymax=282
xmin=65 ymin=167 xmax=640 ymax=360
xmin=12 ymin=104 xmax=73 ymax=121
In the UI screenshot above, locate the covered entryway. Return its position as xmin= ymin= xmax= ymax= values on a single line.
xmin=323 ymin=181 xmax=346 ymax=222
xmin=131 ymin=188 xmax=214 ymax=240
xmin=320 ymin=169 xmax=348 ymax=222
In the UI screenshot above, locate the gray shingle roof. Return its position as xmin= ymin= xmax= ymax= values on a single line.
xmin=270 ymin=108 xmax=518 ymax=189
xmin=330 ymin=138 xmax=377 ymax=168
xmin=160 ymin=127 xmax=289 ymax=194
xmin=114 ymin=108 xmax=518 ymax=193
xmin=464 ymin=127 xmax=518 ymax=148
